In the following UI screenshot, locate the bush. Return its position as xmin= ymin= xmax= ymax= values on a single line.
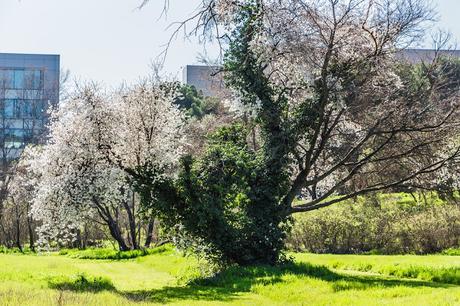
xmin=441 ymin=248 xmax=460 ymax=256
xmin=48 ymin=273 xmax=115 ymax=292
xmin=0 ymin=246 xmax=35 ymax=254
xmin=135 ymin=124 xmax=291 ymax=266
xmin=286 ymin=194 xmax=460 ymax=254
xmin=59 ymin=244 xmax=173 ymax=260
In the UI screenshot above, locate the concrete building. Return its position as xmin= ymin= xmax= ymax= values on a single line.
xmin=184 ymin=49 xmax=460 ymax=96
xmin=0 ymin=53 xmax=60 ymax=158
xmin=183 ymin=65 xmax=225 ymax=97
xmin=399 ymin=48 xmax=460 ymax=63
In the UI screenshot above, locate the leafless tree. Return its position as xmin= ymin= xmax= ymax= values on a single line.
xmin=146 ymin=0 xmax=460 ymax=214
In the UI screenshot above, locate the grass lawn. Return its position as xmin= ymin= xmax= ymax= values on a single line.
xmin=1 ymin=247 xmax=460 ymax=305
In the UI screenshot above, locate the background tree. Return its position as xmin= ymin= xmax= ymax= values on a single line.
xmin=28 ymin=80 xmax=184 ymax=250
xmin=136 ymin=0 xmax=460 ymax=265
xmin=174 ymin=85 xmax=220 ymax=119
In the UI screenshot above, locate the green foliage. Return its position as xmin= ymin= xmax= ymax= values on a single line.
xmin=48 ymin=273 xmax=115 ymax=292
xmin=134 ymin=123 xmax=291 ymax=266
xmin=174 ymin=85 xmax=220 ymax=119
xmin=58 ymin=245 xmax=172 ymax=260
xmin=288 ymin=194 xmax=460 ymax=254
xmin=0 ymin=246 xmax=35 ymax=254
xmin=135 ymin=2 xmax=460 ymax=268
xmin=441 ymin=248 xmax=460 ymax=256
xmin=134 ymin=3 xmax=294 ymax=267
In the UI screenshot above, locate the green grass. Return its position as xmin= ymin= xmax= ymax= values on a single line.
xmin=48 ymin=273 xmax=116 ymax=292
xmin=442 ymin=248 xmax=460 ymax=256
xmin=1 ymin=247 xmax=460 ymax=305
xmin=59 ymin=245 xmax=172 ymax=260
xmin=294 ymin=253 xmax=460 ymax=285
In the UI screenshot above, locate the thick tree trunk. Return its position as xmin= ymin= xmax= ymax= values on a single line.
xmin=15 ymin=217 xmax=22 ymax=252
xmin=123 ymin=198 xmax=138 ymax=250
xmin=82 ymin=224 xmax=88 ymax=249
xmin=144 ymin=219 xmax=155 ymax=248
xmin=74 ymin=229 xmax=82 ymax=249
xmin=107 ymin=218 xmax=129 ymax=251
xmin=27 ymin=217 xmax=35 ymax=252
xmin=13 ymin=200 xmax=22 ymax=252
xmin=94 ymin=198 xmax=129 ymax=251
xmin=0 ymin=221 xmax=7 ymax=247
xmin=26 ymin=205 xmax=35 ymax=252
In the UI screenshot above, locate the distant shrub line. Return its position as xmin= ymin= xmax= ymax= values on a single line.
xmin=287 ymin=193 xmax=460 ymax=255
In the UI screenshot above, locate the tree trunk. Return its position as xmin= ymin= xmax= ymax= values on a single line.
xmin=74 ymin=229 xmax=82 ymax=249
xmin=82 ymin=223 xmax=88 ymax=249
xmin=27 ymin=216 xmax=35 ymax=252
xmin=123 ymin=197 xmax=138 ymax=250
xmin=25 ymin=205 xmax=35 ymax=252
xmin=15 ymin=216 xmax=22 ymax=252
xmin=94 ymin=198 xmax=129 ymax=251
xmin=107 ymin=217 xmax=129 ymax=251
xmin=13 ymin=199 xmax=22 ymax=252
xmin=144 ymin=219 xmax=155 ymax=248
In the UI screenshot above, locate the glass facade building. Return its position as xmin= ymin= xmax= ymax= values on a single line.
xmin=0 ymin=53 xmax=59 ymax=158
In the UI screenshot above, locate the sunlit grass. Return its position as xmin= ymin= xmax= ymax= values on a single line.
xmin=1 ymin=247 xmax=460 ymax=305
xmin=294 ymin=253 xmax=460 ymax=285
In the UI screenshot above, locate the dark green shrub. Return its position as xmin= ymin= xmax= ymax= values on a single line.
xmin=48 ymin=273 xmax=115 ymax=292
xmin=134 ymin=124 xmax=291 ymax=266
xmin=59 ymin=245 xmax=172 ymax=260
xmin=174 ymin=85 xmax=220 ymax=119
xmin=0 ymin=246 xmax=35 ymax=254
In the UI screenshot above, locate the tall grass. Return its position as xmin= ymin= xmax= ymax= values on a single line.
xmin=288 ymin=193 xmax=460 ymax=254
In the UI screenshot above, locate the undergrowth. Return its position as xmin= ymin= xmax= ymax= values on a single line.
xmin=48 ymin=273 xmax=115 ymax=292
xmin=59 ymin=244 xmax=173 ymax=260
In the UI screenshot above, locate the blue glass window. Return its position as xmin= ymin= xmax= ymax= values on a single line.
xmin=4 ymin=100 xmax=15 ymax=118
xmin=23 ymin=128 xmax=33 ymax=141
xmin=24 ymin=70 xmax=42 ymax=89
xmin=14 ymin=70 xmax=24 ymax=89
xmin=33 ymin=70 xmax=42 ymax=89
xmin=12 ymin=129 xmax=23 ymax=138
xmin=14 ymin=100 xmax=21 ymax=117
xmin=4 ymin=129 xmax=24 ymax=148
xmin=24 ymin=70 xmax=34 ymax=89
xmin=34 ymin=100 xmax=46 ymax=118
xmin=2 ymin=70 xmax=14 ymax=88
xmin=5 ymin=128 xmax=24 ymax=139
xmin=0 ymin=70 xmax=5 ymax=87
xmin=22 ymin=100 xmax=34 ymax=118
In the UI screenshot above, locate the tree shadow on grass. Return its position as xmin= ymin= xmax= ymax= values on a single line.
xmin=48 ymin=262 xmax=452 ymax=304
xmin=118 ymin=262 xmax=452 ymax=304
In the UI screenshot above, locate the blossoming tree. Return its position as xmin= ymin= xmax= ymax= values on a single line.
xmin=28 ymin=81 xmax=184 ymax=250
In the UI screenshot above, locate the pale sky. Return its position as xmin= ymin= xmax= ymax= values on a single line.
xmin=0 ymin=0 xmax=458 ymax=87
